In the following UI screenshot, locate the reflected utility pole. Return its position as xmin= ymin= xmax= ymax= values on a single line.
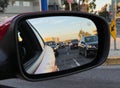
xmin=67 ymin=0 xmax=73 ymax=11
xmin=69 ymin=3 xmax=72 ymax=11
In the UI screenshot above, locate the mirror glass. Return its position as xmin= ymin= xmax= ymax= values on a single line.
xmin=17 ymin=16 xmax=98 ymax=75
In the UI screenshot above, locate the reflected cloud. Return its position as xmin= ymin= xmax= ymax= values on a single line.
xmin=51 ymin=19 xmax=66 ymax=25
xmin=28 ymin=17 xmax=68 ymax=25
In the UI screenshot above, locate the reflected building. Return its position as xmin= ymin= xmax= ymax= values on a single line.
xmin=44 ymin=37 xmax=60 ymax=43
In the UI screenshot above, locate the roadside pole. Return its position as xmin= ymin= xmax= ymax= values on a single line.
xmin=114 ymin=38 xmax=117 ymax=50
xmin=69 ymin=3 xmax=72 ymax=11
xmin=67 ymin=0 xmax=73 ymax=11
xmin=38 ymin=0 xmax=41 ymax=11
xmin=41 ymin=0 xmax=48 ymax=11
xmin=78 ymin=0 xmax=81 ymax=11
xmin=114 ymin=0 xmax=117 ymax=50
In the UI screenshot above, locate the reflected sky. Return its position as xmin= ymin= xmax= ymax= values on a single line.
xmin=27 ymin=16 xmax=97 ymax=41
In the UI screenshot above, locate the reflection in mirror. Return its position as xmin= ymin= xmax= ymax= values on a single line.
xmin=18 ymin=16 xmax=98 ymax=75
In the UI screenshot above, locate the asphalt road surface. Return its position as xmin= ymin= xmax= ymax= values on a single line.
xmin=56 ymin=47 xmax=94 ymax=70
xmin=0 ymin=66 xmax=120 ymax=88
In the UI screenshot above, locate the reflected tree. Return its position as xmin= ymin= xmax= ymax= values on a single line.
xmin=88 ymin=0 xmax=96 ymax=13
xmin=81 ymin=0 xmax=96 ymax=12
xmin=78 ymin=30 xmax=92 ymax=39
xmin=98 ymin=4 xmax=110 ymax=22
xmin=64 ymin=0 xmax=96 ymax=12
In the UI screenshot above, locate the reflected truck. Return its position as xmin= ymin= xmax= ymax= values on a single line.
xmin=78 ymin=36 xmax=98 ymax=58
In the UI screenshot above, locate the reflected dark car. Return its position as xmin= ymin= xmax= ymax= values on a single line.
xmin=58 ymin=42 xmax=65 ymax=48
xmin=45 ymin=41 xmax=59 ymax=57
xmin=69 ymin=39 xmax=78 ymax=49
xmin=78 ymin=36 xmax=98 ymax=58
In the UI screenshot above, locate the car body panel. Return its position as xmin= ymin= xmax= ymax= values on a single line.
xmin=45 ymin=41 xmax=59 ymax=56
xmin=26 ymin=46 xmax=58 ymax=74
xmin=0 ymin=17 xmax=12 ymax=40
xmin=34 ymin=46 xmax=58 ymax=74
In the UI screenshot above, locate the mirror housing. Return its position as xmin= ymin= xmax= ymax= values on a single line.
xmin=0 ymin=11 xmax=110 ymax=81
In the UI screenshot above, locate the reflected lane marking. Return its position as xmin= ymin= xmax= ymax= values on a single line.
xmin=66 ymin=48 xmax=70 ymax=55
xmin=73 ymin=59 xmax=80 ymax=66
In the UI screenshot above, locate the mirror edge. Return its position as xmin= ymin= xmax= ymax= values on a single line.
xmin=12 ymin=11 xmax=110 ymax=81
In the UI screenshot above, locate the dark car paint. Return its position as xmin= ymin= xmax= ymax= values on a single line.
xmin=79 ymin=36 xmax=98 ymax=57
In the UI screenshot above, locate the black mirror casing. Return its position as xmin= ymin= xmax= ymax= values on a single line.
xmin=0 ymin=11 xmax=110 ymax=81
xmin=0 ymin=20 xmax=19 ymax=79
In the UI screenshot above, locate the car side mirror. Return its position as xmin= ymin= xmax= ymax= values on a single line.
xmin=0 ymin=12 xmax=110 ymax=81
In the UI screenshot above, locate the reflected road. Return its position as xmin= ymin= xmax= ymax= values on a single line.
xmin=56 ymin=46 xmax=94 ymax=70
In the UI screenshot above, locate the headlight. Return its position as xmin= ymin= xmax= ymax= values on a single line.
xmin=87 ymin=45 xmax=92 ymax=48
xmin=54 ymin=47 xmax=57 ymax=50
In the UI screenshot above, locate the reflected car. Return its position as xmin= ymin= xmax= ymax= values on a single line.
xmin=45 ymin=41 xmax=59 ymax=57
xmin=69 ymin=39 xmax=79 ymax=49
xmin=58 ymin=42 xmax=65 ymax=48
xmin=78 ymin=36 xmax=98 ymax=58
